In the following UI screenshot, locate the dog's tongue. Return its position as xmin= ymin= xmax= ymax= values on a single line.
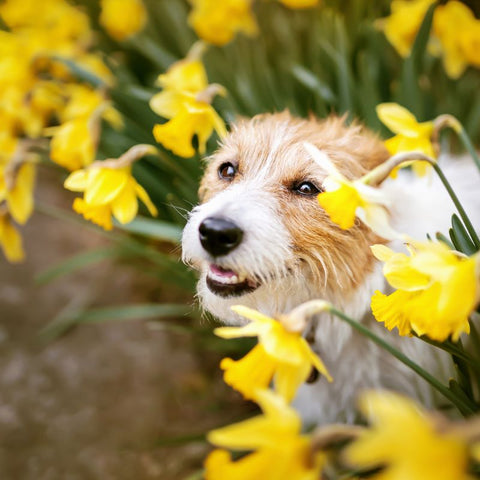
xmin=210 ymin=264 xmax=237 ymax=278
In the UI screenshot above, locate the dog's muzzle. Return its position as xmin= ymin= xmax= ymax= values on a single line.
xmin=198 ymin=217 xmax=243 ymax=257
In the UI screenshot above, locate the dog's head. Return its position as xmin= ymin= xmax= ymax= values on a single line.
xmin=182 ymin=111 xmax=389 ymax=323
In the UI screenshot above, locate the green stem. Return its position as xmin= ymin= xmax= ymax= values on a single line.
xmin=458 ymin=127 xmax=480 ymax=173
xmin=330 ymin=307 xmax=478 ymax=416
xmin=433 ymin=164 xmax=480 ymax=250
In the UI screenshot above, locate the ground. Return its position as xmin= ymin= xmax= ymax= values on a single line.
xmin=0 ymin=169 xmax=248 ymax=480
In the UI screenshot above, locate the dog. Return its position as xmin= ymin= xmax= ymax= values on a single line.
xmin=182 ymin=111 xmax=480 ymax=424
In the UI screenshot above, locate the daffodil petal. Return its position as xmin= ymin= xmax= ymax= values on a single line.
xmin=85 ymin=168 xmax=129 ymax=205
xmin=111 ymin=181 xmax=138 ymax=224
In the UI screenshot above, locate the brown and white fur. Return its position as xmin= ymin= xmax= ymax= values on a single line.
xmin=182 ymin=111 xmax=480 ymax=424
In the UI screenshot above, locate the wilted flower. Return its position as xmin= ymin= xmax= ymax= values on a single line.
xmin=188 ymin=0 xmax=258 ymax=46
xmin=214 ymin=304 xmax=332 ymax=402
xmin=304 ymin=142 xmax=399 ymax=239
xmin=99 ymin=0 xmax=147 ymax=41
xmin=0 ymin=211 xmax=24 ymax=263
xmin=205 ymin=389 xmax=326 ymax=480
xmin=371 ymin=240 xmax=480 ymax=341
xmin=64 ymin=144 xmax=158 ymax=229
xmin=345 ymin=390 xmax=472 ymax=480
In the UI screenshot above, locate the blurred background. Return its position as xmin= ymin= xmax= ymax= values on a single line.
xmin=1 ymin=0 xmax=479 ymax=478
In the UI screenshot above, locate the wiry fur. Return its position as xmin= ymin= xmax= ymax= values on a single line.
xmin=182 ymin=111 xmax=480 ymax=424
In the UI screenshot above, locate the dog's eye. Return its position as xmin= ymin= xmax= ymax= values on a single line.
xmin=218 ymin=162 xmax=236 ymax=180
xmin=293 ymin=181 xmax=321 ymax=196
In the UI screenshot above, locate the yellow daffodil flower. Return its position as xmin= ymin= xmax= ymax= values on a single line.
xmin=376 ymin=103 xmax=435 ymax=176
xmin=375 ymin=0 xmax=435 ymax=58
xmin=64 ymin=145 xmax=158 ymax=228
xmin=205 ymin=389 xmax=326 ymax=480
xmin=214 ymin=305 xmax=332 ymax=402
xmin=345 ymin=391 xmax=471 ymax=480
xmin=188 ymin=0 xmax=258 ymax=46
xmin=0 ymin=212 xmax=24 ymax=263
xmin=150 ymin=54 xmax=227 ymax=158
xmin=371 ymin=240 xmax=480 ymax=341
xmin=278 ymin=0 xmax=319 ymax=8
xmin=433 ymin=1 xmax=480 ymax=79
xmin=152 ymin=101 xmax=226 ymax=158
xmin=99 ymin=0 xmax=147 ymax=42
xmin=304 ymin=142 xmax=400 ymax=240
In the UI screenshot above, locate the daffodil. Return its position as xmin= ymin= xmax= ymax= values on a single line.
xmin=205 ymin=389 xmax=326 ymax=480
xmin=375 ymin=0 xmax=435 ymax=58
xmin=214 ymin=305 xmax=332 ymax=402
xmin=278 ymin=0 xmax=319 ymax=8
xmin=376 ymin=103 xmax=435 ymax=176
xmin=345 ymin=390 xmax=471 ymax=480
xmin=433 ymin=1 xmax=480 ymax=79
xmin=188 ymin=0 xmax=258 ymax=46
xmin=304 ymin=142 xmax=399 ymax=240
xmin=99 ymin=0 xmax=147 ymax=41
xmin=371 ymin=240 xmax=480 ymax=342
xmin=150 ymin=53 xmax=227 ymax=158
xmin=64 ymin=145 xmax=158 ymax=228
xmin=0 ymin=212 xmax=24 ymax=263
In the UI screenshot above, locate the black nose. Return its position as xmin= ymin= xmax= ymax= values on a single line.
xmin=199 ymin=217 xmax=243 ymax=256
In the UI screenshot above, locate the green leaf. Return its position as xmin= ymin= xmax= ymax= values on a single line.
xmin=113 ymin=216 xmax=183 ymax=243
xmin=399 ymin=1 xmax=437 ymax=113
xmin=65 ymin=303 xmax=191 ymax=324
xmin=35 ymin=247 xmax=121 ymax=285
xmin=51 ymin=56 xmax=106 ymax=88
xmin=450 ymin=214 xmax=477 ymax=255
xmin=40 ymin=303 xmax=192 ymax=340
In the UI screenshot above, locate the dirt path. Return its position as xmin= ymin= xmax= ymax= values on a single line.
xmin=0 ymin=170 xmax=245 ymax=480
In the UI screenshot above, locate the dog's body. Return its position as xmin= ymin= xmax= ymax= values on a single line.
xmin=182 ymin=111 xmax=480 ymax=424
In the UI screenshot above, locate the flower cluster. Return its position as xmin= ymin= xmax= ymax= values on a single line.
xmin=149 ymin=44 xmax=227 ymax=158
xmin=378 ymin=0 xmax=480 ymax=78
xmin=0 ymin=0 xmax=121 ymax=261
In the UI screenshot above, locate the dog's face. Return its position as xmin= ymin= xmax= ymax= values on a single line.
xmin=182 ymin=112 xmax=389 ymax=323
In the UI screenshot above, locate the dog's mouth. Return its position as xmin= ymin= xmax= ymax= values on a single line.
xmin=206 ymin=264 xmax=260 ymax=297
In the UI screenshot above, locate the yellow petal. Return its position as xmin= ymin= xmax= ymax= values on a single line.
xmin=376 ymin=103 xmax=423 ymax=136
xmin=220 ymin=345 xmax=276 ymax=400
xmin=157 ymin=59 xmax=208 ymax=93
xmin=73 ymin=197 xmax=113 ymax=230
xmin=149 ymin=91 xmax=189 ymax=119
xmin=111 ymin=181 xmax=138 ymax=224
xmin=7 ymin=162 xmax=35 ymax=224
xmin=274 ymin=361 xmax=312 ymax=402
xmin=0 ymin=215 xmax=24 ymax=262
xmin=134 ymin=181 xmax=158 ymax=217
xmin=371 ymin=290 xmax=413 ymax=336
xmin=64 ymin=169 xmax=88 ymax=192
xmin=99 ymin=0 xmax=147 ymax=41
xmin=85 ymin=168 xmax=129 ymax=205
xmin=318 ymin=181 xmax=361 ymax=230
